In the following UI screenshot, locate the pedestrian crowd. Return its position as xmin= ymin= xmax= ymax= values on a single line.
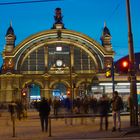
xmin=5 ymin=91 xmax=124 ymax=133
xmin=8 ymin=100 xmax=27 ymax=120
xmin=41 ymin=93 xmax=124 ymax=117
xmin=49 ymin=91 xmax=124 ymax=132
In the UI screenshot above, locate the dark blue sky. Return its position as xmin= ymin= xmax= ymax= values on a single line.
xmin=0 ymin=0 xmax=139 ymax=64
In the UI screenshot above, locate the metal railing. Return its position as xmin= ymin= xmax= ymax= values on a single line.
xmin=48 ymin=112 xmax=130 ymax=137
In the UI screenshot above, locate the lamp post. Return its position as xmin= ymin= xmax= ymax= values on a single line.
xmin=126 ymin=0 xmax=138 ymax=126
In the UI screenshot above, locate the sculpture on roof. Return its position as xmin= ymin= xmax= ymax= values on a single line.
xmin=54 ymin=8 xmax=63 ymax=24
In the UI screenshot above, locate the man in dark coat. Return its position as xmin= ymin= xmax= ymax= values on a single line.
xmin=99 ymin=94 xmax=110 ymax=130
xmin=38 ymin=97 xmax=51 ymax=132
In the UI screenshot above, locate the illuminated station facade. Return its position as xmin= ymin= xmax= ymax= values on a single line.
xmin=0 ymin=8 xmax=140 ymax=104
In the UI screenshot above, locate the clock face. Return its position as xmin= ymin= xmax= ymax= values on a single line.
xmin=56 ymin=60 xmax=63 ymax=67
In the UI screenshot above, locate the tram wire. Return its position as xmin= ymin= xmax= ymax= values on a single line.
xmin=0 ymin=0 xmax=62 ymax=6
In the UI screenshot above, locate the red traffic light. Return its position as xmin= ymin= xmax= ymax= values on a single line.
xmin=67 ymin=88 xmax=71 ymax=96
xmin=122 ymin=60 xmax=129 ymax=68
xmin=22 ymin=92 xmax=26 ymax=96
xmin=21 ymin=87 xmax=28 ymax=97
xmin=119 ymin=60 xmax=129 ymax=73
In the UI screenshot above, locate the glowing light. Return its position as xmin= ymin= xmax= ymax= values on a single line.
xmin=56 ymin=46 xmax=62 ymax=51
xmin=122 ymin=61 xmax=129 ymax=68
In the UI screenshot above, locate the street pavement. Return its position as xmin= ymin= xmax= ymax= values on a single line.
xmin=0 ymin=109 xmax=140 ymax=140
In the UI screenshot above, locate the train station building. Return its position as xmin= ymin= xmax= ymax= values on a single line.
xmin=0 ymin=8 xmax=140 ymax=104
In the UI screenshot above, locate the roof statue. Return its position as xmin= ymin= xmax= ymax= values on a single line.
xmin=52 ymin=7 xmax=65 ymax=29
xmin=54 ymin=8 xmax=63 ymax=24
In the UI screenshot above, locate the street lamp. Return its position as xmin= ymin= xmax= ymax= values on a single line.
xmin=126 ymin=0 xmax=138 ymax=126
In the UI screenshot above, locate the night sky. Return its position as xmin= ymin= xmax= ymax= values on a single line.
xmin=0 ymin=0 xmax=139 ymax=64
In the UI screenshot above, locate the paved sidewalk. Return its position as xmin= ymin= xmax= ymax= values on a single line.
xmin=0 ymin=110 xmax=140 ymax=140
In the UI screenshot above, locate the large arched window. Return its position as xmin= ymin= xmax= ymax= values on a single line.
xmin=20 ymin=43 xmax=97 ymax=73
xmin=20 ymin=47 xmax=45 ymax=73
xmin=74 ymin=47 xmax=96 ymax=71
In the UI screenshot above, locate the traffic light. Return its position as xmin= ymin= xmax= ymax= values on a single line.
xmin=21 ymin=91 xmax=27 ymax=98
xmin=22 ymin=92 xmax=26 ymax=97
xmin=122 ymin=60 xmax=129 ymax=68
xmin=21 ymin=87 xmax=28 ymax=98
xmin=105 ymin=67 xmax=112 ymax=78
xmin=67 ymin=88 xmax=71 ymax=96
xmin=120 ymin=60 xmax=129 ymax=73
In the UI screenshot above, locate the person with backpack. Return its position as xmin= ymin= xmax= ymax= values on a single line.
xmin=111 ymin=91 xmax=123 ymax=132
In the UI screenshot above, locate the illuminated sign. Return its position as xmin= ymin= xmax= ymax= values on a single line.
xmin=56 ymin=46 xmax=62 ymax=51
xmin=49 ymin=52 xmax=69 ymax=55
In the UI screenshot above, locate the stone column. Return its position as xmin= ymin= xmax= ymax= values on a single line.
xmin=44 ymin=46 xmax=48 ymax=71
xmin=43 ymin=80 xmax=51 ymax=99
xmin=71 ymin=46 xmax=74 ymax=67
xmin=6 ymin=78 xmax=13 ymax=102
xmin=0 ymin=78 xmax=6 ymax=102
xmin=73 ymin=87 xmax=77 ymax=99
xmin=40 ymin=88 xmax=44 ymax=99
xmin=12 ymin=78 xmax=20 ymax=101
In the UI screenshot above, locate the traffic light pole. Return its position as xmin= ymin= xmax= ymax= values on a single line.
xmin=126 ymin=0 xmax=138 ymax=126
xmin=111 ymin=61 xmax=115 ymax=93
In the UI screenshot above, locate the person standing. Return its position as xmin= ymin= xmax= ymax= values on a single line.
xmin=16 ymin=100 xmax=24 ymax=120
xmin=38 ymin=97 xmax=51 ymax=132
xmin=65 ymin=97 xmax=72 ymax=113
xmin=111 ymin=91 xmax=123 ymax=132
xmin=53 ymin=97 xmax=61 ymax=116
xmin=99 ymin=94 xmax=110 ymax=131
xmin=8 ymin=101 xmax=16 ymax=120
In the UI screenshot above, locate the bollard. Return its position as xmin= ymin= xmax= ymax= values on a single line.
xmin=12 ymin=114 xmax=16 ymax=137
xmin=65 ymin=117 xmax=67 ymax=125
xmin=70 ymin=117 xmax=73 ymax=125
xmin=81 ymin=117 xmax=84 ymax=125
xmin=9 ymin=102 xmax=16 ymax=137
xmin=48 ymin=118 xmax=51 ymax=137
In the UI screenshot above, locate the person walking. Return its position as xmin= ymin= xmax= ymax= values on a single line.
xmin=53 ymin=97 xmax=60 ymax=116
xmin=99 ymin=94 xmax=110 ymax=131
xmin=111 ymin=91 xmax=123 ymax=132
xmin=38 ymin=97 xmax=51 ymax=132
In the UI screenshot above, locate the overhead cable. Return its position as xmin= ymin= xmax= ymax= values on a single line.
xmin=0 ymin=0 xmax=62 ymax=6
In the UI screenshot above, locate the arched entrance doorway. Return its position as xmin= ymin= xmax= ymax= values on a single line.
xmin=24 ymin=83 xmax=41 ymax=108
xmin=52 ymin=83 xmax=67 ymax=99
xmin=28 ymin=84 xmax=41 ymax=101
